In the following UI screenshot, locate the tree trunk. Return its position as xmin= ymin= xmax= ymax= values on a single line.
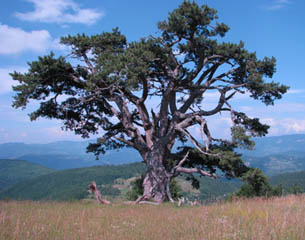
xmin=137 ymin=149 xmax=172 ymax=203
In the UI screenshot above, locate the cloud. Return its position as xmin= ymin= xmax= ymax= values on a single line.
xmin=0 ymin=24 xmax=50 ymax=54
xmin=287 ymin=89 xmax=305 ymax=94
xmin=261 ymin=117 xmax=305 ymax=135
xmin=0 ymin=24 xmax=66 ymax=55
xmin=44 ymin=126 xmax=83 ymax=141
xmin=281 ymin=119 xmax=305 ymax=133
xmin=0 ymin=67 xmax=27 ymax=94
xmin=266 ymin=0 xmax=292 ymax=10
xmin=15 ymin=0 xmax=103 ymax=25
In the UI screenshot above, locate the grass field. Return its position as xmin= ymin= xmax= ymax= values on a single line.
xmin=1 ymin=195 xmax=304 ymax=240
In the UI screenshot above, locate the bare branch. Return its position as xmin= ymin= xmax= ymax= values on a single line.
xmin=175 ymin=127 xmax=216 ymax=156
xmin=210 ymin=67 xmax=238 ymax=83
xmin=177 ymin=150 xmax=190 ymax=168
xmin=195 ymin=57 xmax=223 ymax=86
xmin=113 ymin=96 xmax=147 ymax=150
xmin=175 ymin=167 xmax=218 ymax=178
xmin=89 ymin=181 xmax=111 ymax=204
xmin=196 ymin=117 xmax=211 ymax=152
xmin=114 ymin=136 xmax=136 ymax=148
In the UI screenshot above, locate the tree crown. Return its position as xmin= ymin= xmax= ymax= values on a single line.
xmin=11 ymin=1 xmax=288 ymax=180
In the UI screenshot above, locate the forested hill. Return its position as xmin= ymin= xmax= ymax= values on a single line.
xmin=0 ymin=162 xmax=241 ymax=201
xmin=1 ymin=160 xmax=304 ymax=202
xmin=0 ymin=162 xmax=146 ymax=201
xmin=0 ymin=159 xmax=54 ymax=191
xmin=270 ymin=171 xmax=305 ymax=191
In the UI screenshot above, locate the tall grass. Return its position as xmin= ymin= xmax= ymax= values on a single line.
xmin=1 ymin=195 xmax=304 ymax=240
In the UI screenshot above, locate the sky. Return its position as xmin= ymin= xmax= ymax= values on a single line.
xmin=0 ymin=0 xmax=304 ymax=144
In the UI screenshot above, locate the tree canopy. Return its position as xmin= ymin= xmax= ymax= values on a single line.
xmin=11 ymin=1 xmax=288 ymax=203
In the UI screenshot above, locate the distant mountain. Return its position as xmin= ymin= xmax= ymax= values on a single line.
xmin=0 ymin=134 xmax=305 ymax=174
xmin=239 ymin=134 xmax=305 ymax=157
xmin=0 ymin=159 xmax=55 ymax=192
xmin=244 ymin=154 xmax=305 ymax=176
xmin=0 ymin=141 xmax=142 ymax=170
xmin=239 ymin=134 xmax=305 ymax=176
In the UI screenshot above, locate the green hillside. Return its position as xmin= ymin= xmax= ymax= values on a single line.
xmin=0 ymin=162 xmax=242 ymax=201
xmin=0 ymin=162 xmax=146 ymax=201
xmin=3 ymin=160 xmax=303 ymax=202
xmin=0 ymin=159 xmax=55 ymax=192
xmin=244 ymin=153 xmax=305 ymax=176
xmin=270 ymin=171 xmax=305 ymax=191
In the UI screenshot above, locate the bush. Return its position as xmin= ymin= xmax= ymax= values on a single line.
xmin=287 ymin=184 xmax=304 ymax=195
xmin=234 ymin=168 xmax=283 ymax=198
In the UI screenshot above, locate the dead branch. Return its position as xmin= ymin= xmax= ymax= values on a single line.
xmin=88 ymin=181 xmax=111 ymax=204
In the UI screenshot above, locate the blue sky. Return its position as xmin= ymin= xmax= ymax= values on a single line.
xmin=0 ymin=0 xmax=304 ymax=143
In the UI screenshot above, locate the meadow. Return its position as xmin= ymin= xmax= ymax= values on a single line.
xmin=1 ymin=195 xmax=304 ymax=240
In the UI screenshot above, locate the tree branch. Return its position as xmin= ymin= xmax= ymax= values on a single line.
xmin=82 ymin=53 xmax=96 ymax=74
xmin=175 ymin=127 xmax=214 ymax=156
xmin=175 ymin=167 xmax=217 ymax=178
xmin=114 ymin=136 xmax=136 ymax=148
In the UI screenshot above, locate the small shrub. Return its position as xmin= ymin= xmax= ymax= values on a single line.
xmin=233 ymin=168 xmax=283 ymax=198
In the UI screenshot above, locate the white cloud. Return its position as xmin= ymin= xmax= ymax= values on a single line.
xmin=0 ymin=67 xmax=27 ymax=94
xmin=15 ymin=0 xmax=103 ymax=25
xmin=260 ymin=117 xmax=305 ymax=135
xmin=0 ymin=24 xmax=66 ymax=55
xmin=281 ymin=119 xmax=305 ymax=133
xmin=266 ymin=0 xmax=292 ymax=10
xmin=0 ymin=24 xmax=49 ymax=54
xmin=287 ymin=89 xmax=305 ymax=94
xmin=44 ymin=126 xmax=83 ymax=140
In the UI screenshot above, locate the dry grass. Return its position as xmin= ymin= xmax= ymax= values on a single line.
xmin=1 ymin=195 xmax=304 ymax=240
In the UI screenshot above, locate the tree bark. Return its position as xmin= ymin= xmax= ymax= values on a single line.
xmin=137 ymin=149 xmax=171 ymax=203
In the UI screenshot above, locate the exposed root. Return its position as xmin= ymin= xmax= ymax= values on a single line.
xmin=138 ymin=201 xmax=160 ymax=205
xmin=133 ymin=194 xmax=162 ymax=205
xmin=135 ymin=194 xmax=149 ymax=204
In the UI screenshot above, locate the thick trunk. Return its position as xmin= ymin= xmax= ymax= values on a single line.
xmin=138 ymin=149 xmax=172 ymax=203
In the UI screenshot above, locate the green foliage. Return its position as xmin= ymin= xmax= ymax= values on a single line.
xmin=234 ymin=168 xmax=283 ymax=198
xmin=125 ymin=176 xmax=144 ymax=201
xmin=175 ymin=144 xmax=249 ymax=181
xmin=287 ymin=185 xmax=304 ymax=195
xmin=11 ymin=1 xmax=288 ymax=147
xmin=169 ymin=178 xmax=184 ymax=200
